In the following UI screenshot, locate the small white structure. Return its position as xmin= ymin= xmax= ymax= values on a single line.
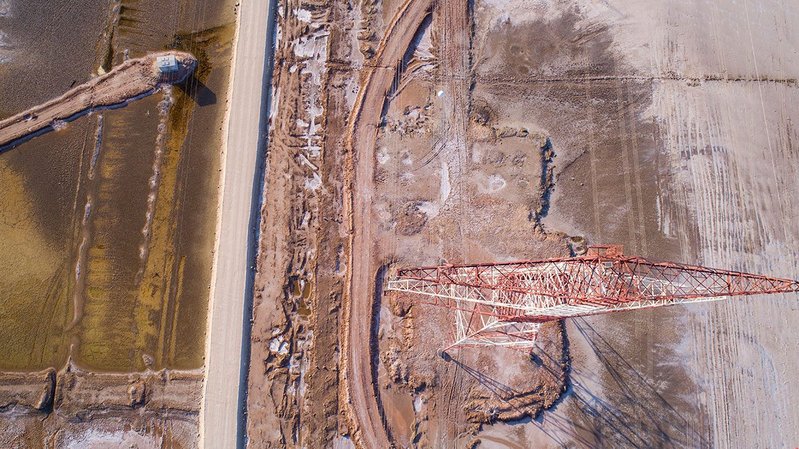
xmin=156 ymin=55 xmax=179 ymax=74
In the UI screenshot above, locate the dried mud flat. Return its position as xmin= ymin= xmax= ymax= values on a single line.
xmin=248 ymin=0 xmax=799 ymax=448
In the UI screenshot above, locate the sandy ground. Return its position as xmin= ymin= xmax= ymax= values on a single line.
xmin=200 ymin=0 xmax=275 ymax=447
xmin=246 ymin=0 xmax=568 ymax=447
xmin=343 ymin=0 xmax=437 ymax=446
xmin=0 ymin=366 xmax=203 ymax=449
xmin=473 ymin=0 xmax=799 ymax=447
xmin=245 ymin=0 xmax=799 ymax=448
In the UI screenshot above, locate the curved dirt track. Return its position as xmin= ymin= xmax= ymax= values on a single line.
xmin=341 ymin=0 xmax=434 ymax=447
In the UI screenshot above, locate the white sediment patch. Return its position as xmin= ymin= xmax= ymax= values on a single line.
xmin=269 ymin=87 xmax=280 ymax=120
xmin=376 ymin=146 xmax=390 ymax=164
xmin=439 ymin=161 xmax=451 ymax=204
xmin=88 ymin=115 xmax=104 ymax=180
xmin=295 ymin=8 xmax=312 ymax=23
xmin=413 ymin=395 xmax=424 ymax=413
xmin=416 ymin=201 xmax=440 ymax=219
xmin=343 ymin=75 xmax=359 ymax=110
xmin=333 ymin=436 xmax=356 ymax=449
xmin=0 ymin=30 xmax=11 ymax=64
xmin=292 ymin=27 xmax=328 ymax=160
xmin=304 ymin=172 xmax=322 ymax=191
xmin=287 ymin=16 xmax=330 ymax=205
xmin=478 ymin=0 xmax=560 ymax=27
xmin=63 ymin=428 xmax=162 ymax=449
xmin=69 ymin=198 xmax=92 ymax=328
xmin=269 ymin=336 xmax=289 ymax=355
xmin=137 ymin=87 xmax=173 ymax=278
xmin=484 ymin=174 xmax=506 ymax=193
xmin=68 ymin=114 xmax=104 ymax=331
xmin=0 ymin=0 xmax=10 ymax=17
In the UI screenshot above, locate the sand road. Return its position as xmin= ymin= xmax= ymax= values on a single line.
xmin=342 ymin=0 xmax=434 ymax=447
xmin=200 ymin=1 xmax=276 ymax=448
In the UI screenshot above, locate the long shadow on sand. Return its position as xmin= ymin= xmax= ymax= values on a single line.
xmin=176 ymin=73 xmax=217 ymax=106
xmin=445 ymin=319 xmax=711 ymax=448
xmin=549 ymin=318 xmax=712 ymax=449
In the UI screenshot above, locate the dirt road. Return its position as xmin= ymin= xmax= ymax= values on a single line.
xmin=0 ymin=51 xmax=195 ymax=150
xmin=430 ymin=0 xmax=472 ymax=444
xmin=342 ymin=0 xmax=434 ymax=447
xmin=200 ymin=1 xmax=276 ymax=448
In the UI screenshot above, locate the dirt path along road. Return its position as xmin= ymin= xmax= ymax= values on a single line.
xmin=342 ymin=0 xmax=434 ymax=447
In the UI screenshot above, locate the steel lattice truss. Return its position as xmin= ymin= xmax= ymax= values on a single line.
xmin=386 ymin=246 xmax=799 ymax=349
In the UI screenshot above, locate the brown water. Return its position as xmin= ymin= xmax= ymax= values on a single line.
xmin=0 ymin=0 xmax=234 ymax=371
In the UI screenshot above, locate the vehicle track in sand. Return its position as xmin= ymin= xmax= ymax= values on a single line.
xmin=341 ymin=0 xmax=434 ymax=447
xmin=432 ymin=0 xmax=472 ymax=444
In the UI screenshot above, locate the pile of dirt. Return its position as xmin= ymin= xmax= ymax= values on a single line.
xmin=378 ymin=288 xmax=569 ymax=444
xmin=395 ymin=201 xmax=429 ymax=236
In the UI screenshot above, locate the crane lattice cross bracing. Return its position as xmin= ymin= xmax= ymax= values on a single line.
xmin=385 ymin=245 xmax=799 ymax=350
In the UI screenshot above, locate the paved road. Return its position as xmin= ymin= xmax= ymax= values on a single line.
xmin=200 ymin=1 xmax=275 ymax=448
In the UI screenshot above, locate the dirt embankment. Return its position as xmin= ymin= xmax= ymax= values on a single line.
xmin=0 ymin=365 xmax=202 ymax=447
xmin=0 ymin=51 xmax=196 ymax=150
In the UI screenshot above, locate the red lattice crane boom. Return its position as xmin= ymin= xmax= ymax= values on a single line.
xmin=385 ymin=245 xmax=799 ymax=350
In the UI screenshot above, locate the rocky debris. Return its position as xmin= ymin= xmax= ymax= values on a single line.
xmin=357 ymin=0 xmax=381 ymax=59
xmin=471 ymin=102 xmax=494 ymax=125
xmin=497 ymin=126 xmax=518 ymax=138
xmin=381 ymin=346 xmax=409 ymax=384
xmin=385 ymin=103 xmax=432 ymax=136
xmin=531 ymin=137 xmax=556 ymax=230
xmin=0 ymin=365 xmax=203 ymax=417
xmin=395 ymin=201 xmax=429 ymax=236
xmin=495 ymin=126 xmax=532 ymax=139
xmin=0 ymin=365 xmax=202 ymax=447
xmin=461 ymin=322 xmax=569 ymax=431
xmin=388 ymin=291 xmax=413 ymax=317
xmin=0 ymin=368 xmax=56 ymax=412
xmin=128 ymin=380 xmax=146 ymax=408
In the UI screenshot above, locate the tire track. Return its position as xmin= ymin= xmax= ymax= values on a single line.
xmin=341 ymin=0 xmax=434 ymax=447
